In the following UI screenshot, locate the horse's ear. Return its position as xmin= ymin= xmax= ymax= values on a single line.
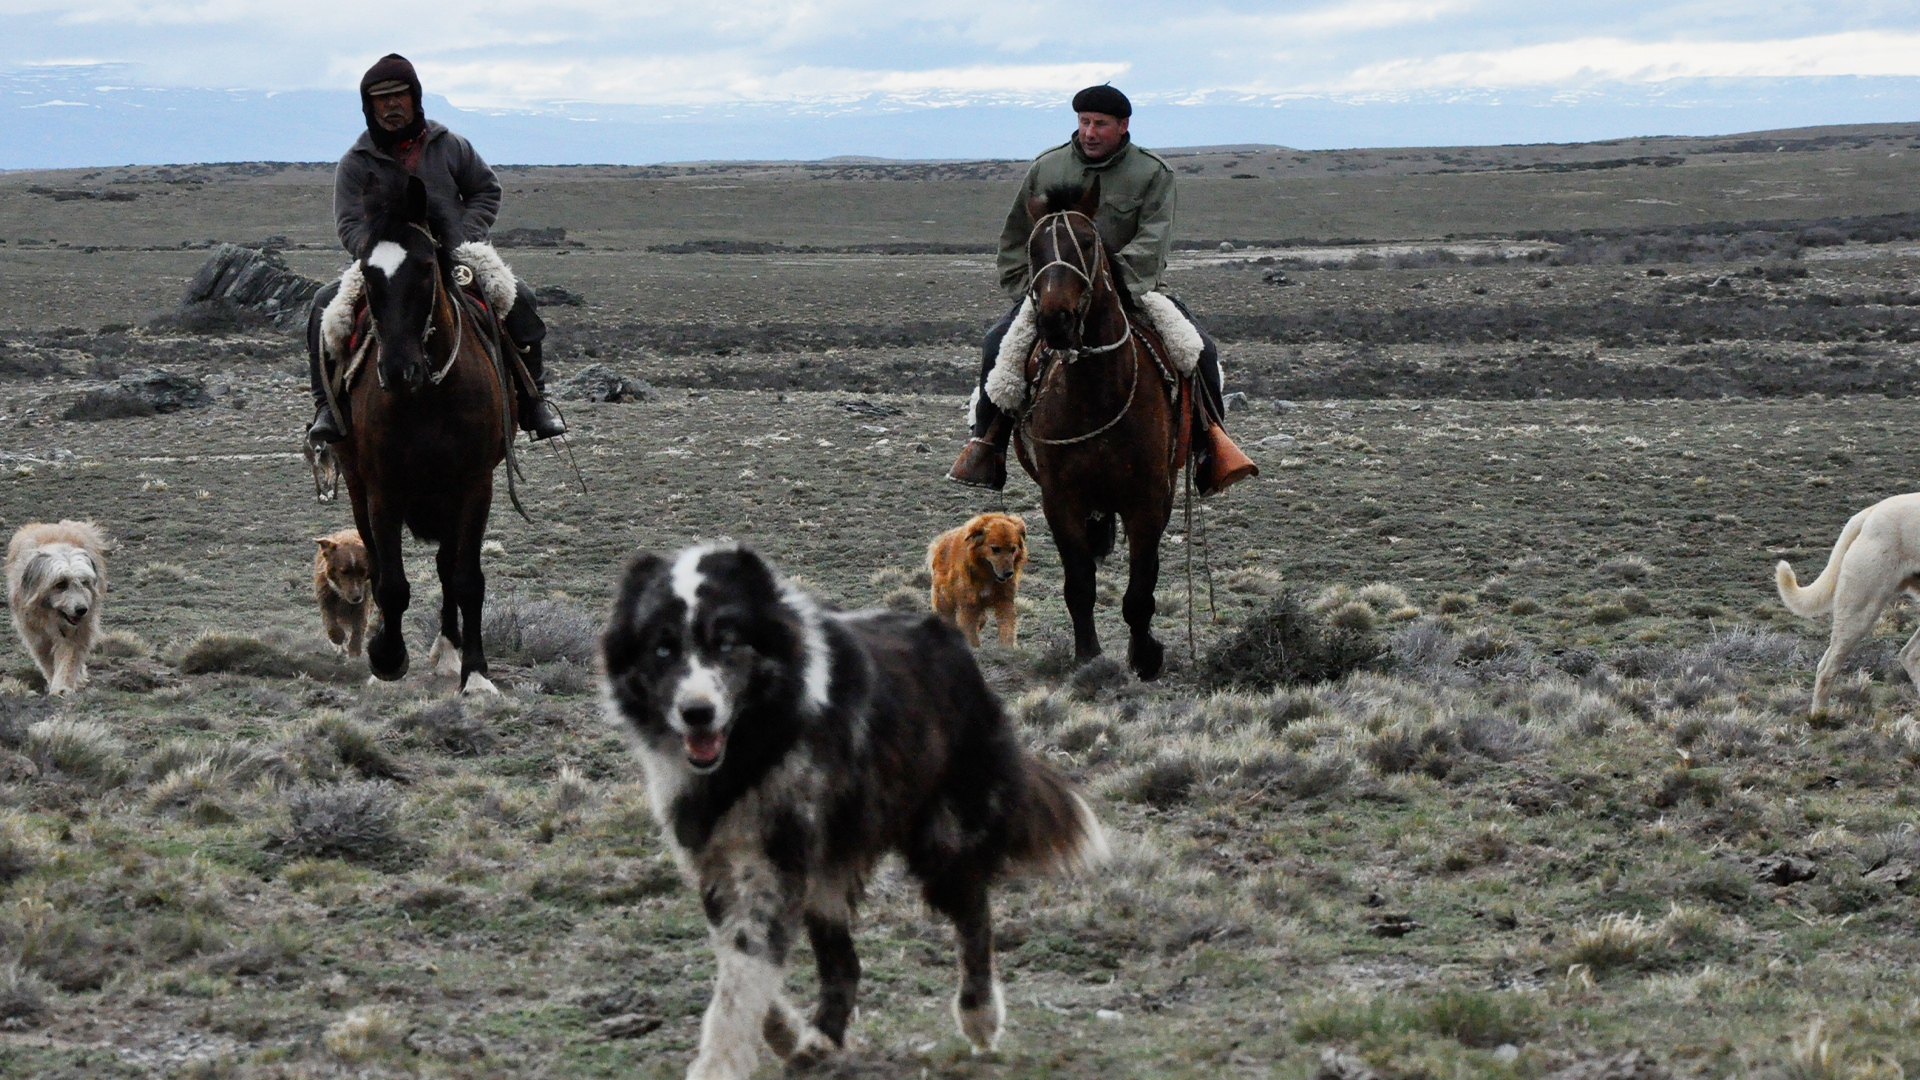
xmin=1025 ymin=191 xmax=1050 ymax=224
xmin=404 ymin=175 xmax=429 ymax=225
xmin=1077 ymin=176 xmax=1101 ymax=218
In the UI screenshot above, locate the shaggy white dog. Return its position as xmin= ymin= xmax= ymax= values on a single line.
xmin=1776 ymin=492 xmax=1920 ymax=712
xmin=7 ymin=521 xmax=107 ymax=695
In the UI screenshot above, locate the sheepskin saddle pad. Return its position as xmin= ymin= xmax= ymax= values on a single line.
xmin=984 ymin=291 xmax=1202 ymax=413
xmin=319 ymin=241 xmax=519 ymax=365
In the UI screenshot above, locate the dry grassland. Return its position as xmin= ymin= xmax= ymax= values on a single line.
xmin=0 ymin=125 xmax=1916 ymax=1078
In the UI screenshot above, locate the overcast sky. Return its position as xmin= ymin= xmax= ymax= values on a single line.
xmin=7 ymin=0 xmax=1919 ymax=109
xmin=5 ymin=2 xmax=1920 ymax=164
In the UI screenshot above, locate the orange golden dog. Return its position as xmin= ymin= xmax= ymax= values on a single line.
xmin=313 ymin=529 xmax=371 ymax=658
xmin=928 ymin=512 xmax=1028 ymax=647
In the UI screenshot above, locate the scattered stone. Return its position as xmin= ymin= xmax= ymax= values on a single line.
xmin=1223 ymin=391 xmax=1250 ymax=412
xmin=179 ymin=243 xmax=323 ymax=324
xmin=1257 ymin=434 xmax=1296 ymax=449
xmin=839 ymin=398 xmax=904 ymax=418
xmin=1317 ymin=1047 xmax=1383 ymax=1080
xmin=1365 ymin=914 xmax=1422 ymax=938
xmin=554 ymin=365 xmax=653 ymax=403
xmin=1271 ymin=399 xmax=1301 ymax=410
xmin=533 ymin=284 xmax=585 ymax=307
xmin=1262 ymin=268 xmax=1295 ymax=286
xmin=1542 ymin=1049 xmax=1671 ymax=1080
xmin=1753 ymin=854 xmax=1818 ymax=886
xmin=598 ymin=1013 xmax=663 ymax=1040
xmin=1095 ymin=1009 xmax=1123 ymax=1021
xmin=63 ymin=368 xmax=212 ymax=422
xmin=1864 ymin=861 xmax=1915 ymax=889
xmin=1218 ymin=241 xmax=1236 ymax=253
xmin=494 ymin=227 xmax=571 ymax=248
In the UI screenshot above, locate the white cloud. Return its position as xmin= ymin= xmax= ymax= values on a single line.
xmin=1338 ymin=30 xmax=1920 ymax=91
xmin=427 ymin=58 xmax=1129 ymax=108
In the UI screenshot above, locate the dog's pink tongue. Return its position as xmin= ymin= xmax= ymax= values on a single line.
xmin=684 ymin=730 xmax=724 ymax=766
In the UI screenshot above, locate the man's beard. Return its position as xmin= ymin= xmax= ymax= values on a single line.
xmin=364 ymin=98 xmax=426 ymax=150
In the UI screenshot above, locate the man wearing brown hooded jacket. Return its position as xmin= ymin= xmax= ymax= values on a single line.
xmin=306 ymin=53 xmax=565 ymax=442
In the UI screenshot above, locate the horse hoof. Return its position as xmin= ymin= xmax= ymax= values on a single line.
xmin=461 ymin=673 xmax=499 ymax=696
xmin=368 ymin=646 xmax=409 ymax=682
xmin=1129 ymin=638 xmax=1165 ymax=681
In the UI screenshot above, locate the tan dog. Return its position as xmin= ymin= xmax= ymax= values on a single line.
xmin=314 ymin=529 xmax=371 ymax=658
xmin=7 ymin=521 xmax=107 ymax=695
xmin=928 ymin=513 xmax=1028 ymax=647
xmin=1778 ymin=492 xmax=1920 ymax=713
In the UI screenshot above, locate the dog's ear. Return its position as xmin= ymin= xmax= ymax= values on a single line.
xmin=1014 ymin=519 xmax=1027 ymax=543
xmin=17 ymin=551 xmax=55 ymax=599
xmin=967 ymin=529 xmax=986 ymax=543
xmin=315 ymin=537 xmax=335 ymax=550
xmin=602 ymin=552 xmax=667 ymax=673
xmin=77 ymin=551 xmax=104 ymax=593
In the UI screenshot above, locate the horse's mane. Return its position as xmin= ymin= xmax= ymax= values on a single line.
xmin=1036 ymin=182 xmax=1137 ymax=315
xmin=359 ymin=176 xmax=459 ymax=264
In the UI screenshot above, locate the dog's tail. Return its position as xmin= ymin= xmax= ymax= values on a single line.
xmin=1777 ymin=507 xmax=1869 ymax=617
xmin=1005 ymin=755 xmax=1109 ymax=877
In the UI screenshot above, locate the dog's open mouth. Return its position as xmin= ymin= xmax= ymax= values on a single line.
xmin=684 ymin=729 xmax=726 ymax=770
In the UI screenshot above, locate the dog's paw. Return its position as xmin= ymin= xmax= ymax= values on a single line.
xmin=787 ymin=1025 xmax=839 ymax=1069
xmin=428 ymin=635 xmax=462 ymax=678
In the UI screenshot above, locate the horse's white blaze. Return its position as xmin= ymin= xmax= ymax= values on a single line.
xmin=365 ymin=240 xmax=407 ymax=278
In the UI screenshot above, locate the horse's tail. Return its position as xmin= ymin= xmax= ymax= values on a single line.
xmin=1088 ymin=512 xmax=1116 ymax=561
xmin=1778 ymin=506 xmax=1870 ymax=617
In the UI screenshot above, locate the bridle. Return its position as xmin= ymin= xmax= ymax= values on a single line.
xmin=370 ymin=220 xmax=463 ymax=389
xmin=1019 ymin=209 xmax=1146 ymax=447
xmin=1026 ymin=210 xmax=1131 ymax=360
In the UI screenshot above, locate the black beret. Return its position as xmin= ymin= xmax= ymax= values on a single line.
xmin=1071 ymin=85 xmax=1131 ymax=119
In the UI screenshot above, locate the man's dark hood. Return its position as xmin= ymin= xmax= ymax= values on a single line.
xmin=360 ymin=53 xmax=426 ymax=151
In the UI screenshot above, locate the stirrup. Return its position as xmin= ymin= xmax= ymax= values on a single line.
xmin=947 ymin=437 xmax=1007 ymax=491
xmin=521 ymin=398 xmax=567 ymax=441
xmin=308 ymin=405 xmax=346 ymax=444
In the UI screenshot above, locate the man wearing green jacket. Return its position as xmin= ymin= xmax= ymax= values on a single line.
xmin=949 ymin=84 xmax=1246 ymax=494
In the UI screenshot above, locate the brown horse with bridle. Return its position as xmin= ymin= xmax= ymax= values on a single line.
xmin=1011 ymin=180 xmax=1193 ymax=679
xmin=319 ymin=175 xmax=518 ymax=693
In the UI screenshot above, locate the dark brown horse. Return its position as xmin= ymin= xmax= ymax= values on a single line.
xmin=1011 ymin=179 xmax=1188 ymax=679
xmin=326 ymin=176 xmax=515 ymax=693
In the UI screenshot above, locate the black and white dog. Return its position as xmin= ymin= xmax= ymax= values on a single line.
xmin=601 ymin=543 xmax=1106 ymax=1079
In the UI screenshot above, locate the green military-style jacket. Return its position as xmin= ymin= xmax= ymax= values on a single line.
xmin=996 ymin=135 xmax=1176 ymax=303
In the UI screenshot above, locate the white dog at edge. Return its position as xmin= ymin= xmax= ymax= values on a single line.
xmin=7 ymin=521 xmax=108 ymax=696
xmin=1776 ymin=493 xmax=1920 ymax=713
